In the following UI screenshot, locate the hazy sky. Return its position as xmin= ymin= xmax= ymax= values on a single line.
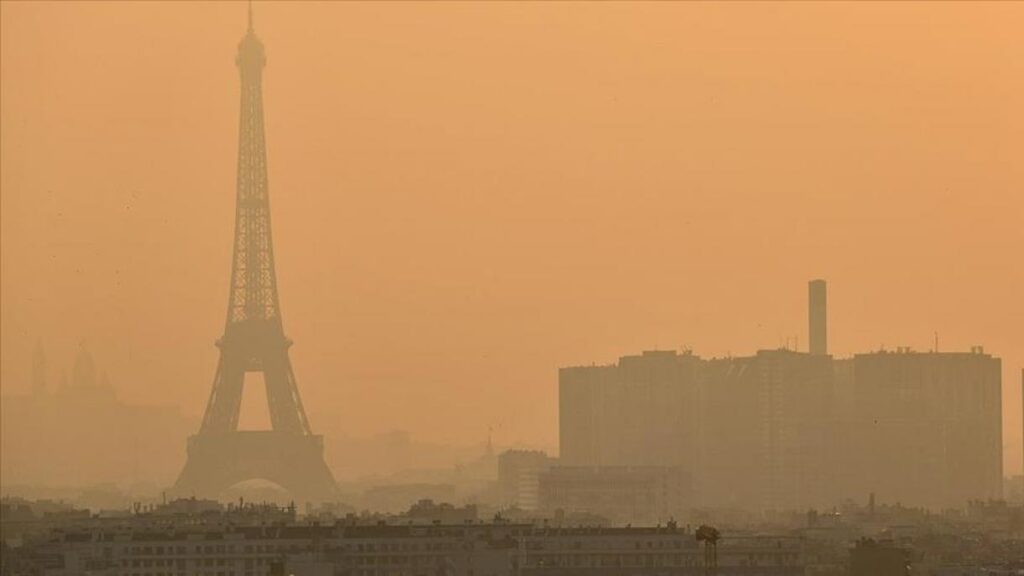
xmin=2 ymin=2 xmax=1022 ymax=473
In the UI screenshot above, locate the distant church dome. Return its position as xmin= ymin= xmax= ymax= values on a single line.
xmin=72 ymin=344 xmax=97 ymax=389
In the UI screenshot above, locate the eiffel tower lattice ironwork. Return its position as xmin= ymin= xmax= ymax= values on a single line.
xmin=173 ymin=7 xmax=336 ymax=503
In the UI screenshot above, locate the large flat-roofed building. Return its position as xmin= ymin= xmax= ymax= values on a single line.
xmin=702 ymin=350 xmax=834 ymax=512
xmin=561 ymin=349 xmax=833 ymax=513
xmin=559 ymin=350 xmax=702 ymax=471
xmin=842 ymin=348 xmax=1003 ymax=510
xmin=559 ymin=347 xmax=1002 ymax=514
xmin=538 ymin=465 xmax=689 ymax=525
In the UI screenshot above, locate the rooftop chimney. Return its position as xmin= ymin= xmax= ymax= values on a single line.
xmin=809 ymin=279 xmax=827 ymax=356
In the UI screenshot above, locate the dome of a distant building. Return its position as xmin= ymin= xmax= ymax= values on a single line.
xmin=72 ymin=345 xmax=97 ymax=389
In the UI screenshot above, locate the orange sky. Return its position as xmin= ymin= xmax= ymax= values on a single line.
xmin=2 ymin=2 xmax=1023 ymax=474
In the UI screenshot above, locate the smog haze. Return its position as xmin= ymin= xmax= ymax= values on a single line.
xmin=1 ymin=1 xmax=1022 ymax=490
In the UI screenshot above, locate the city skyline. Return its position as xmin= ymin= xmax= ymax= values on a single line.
xmin=2 ymin=0 xmax=1022 ymax=484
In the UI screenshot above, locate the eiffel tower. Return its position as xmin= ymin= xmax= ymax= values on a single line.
xmin=173 ymin=6 xmax=336 ymax=503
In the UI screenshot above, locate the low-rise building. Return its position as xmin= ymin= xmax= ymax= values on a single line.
xmin=538 ymin=466 xmax=688 ymax=526
xmin=497 ymin=451 xmax=553 ymax=512
xmin=3 ymin=518 xmax=805 ymax=576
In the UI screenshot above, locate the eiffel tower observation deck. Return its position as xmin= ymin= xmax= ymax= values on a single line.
xmin=172 ymin=5 xmax=336 ymax=504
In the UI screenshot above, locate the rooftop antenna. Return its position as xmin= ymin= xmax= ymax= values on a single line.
xmin=248 ymin=0 xmax=254 ymax=33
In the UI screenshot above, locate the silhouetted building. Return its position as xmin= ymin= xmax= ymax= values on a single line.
xmin=1 ymin=357 xmax=194 ymax=488
xmin=559 ymin=283 xmax=1003 ymax=513
xmin=497 ymin=450 xmax=553 ymax=511
xmin=403 ymin=499 xmax=478 ymax=524
xmin=362 ymin=484 xmax=457 ymax=515
xmin=71 ymin=344 xmax=97 ymax=390
xmin=849 ymin=538 xmax=909 ymax=576
xmin=559 ymin=350 xmax=702 ymax=470
xmin=836 ymin=348 xmax=1002 ymax=510
xmin=538 ymin=465 xmax=688 ymax=525
xmin=702 ymin=349 xmax=834 ymax=512
xmin=4 ymin=518 xmax=805 ymax=576
xmin=561 ymin=348 xmax=832 ymax=513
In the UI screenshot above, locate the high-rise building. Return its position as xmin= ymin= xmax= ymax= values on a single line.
xmin=558 ymin=284 xmax=1004 ymax=513
xmin=560 ymin=349 xmax=832 ymax=512
xmin=841 ymin=348 xmax=1002 ymax=509
xmin=560 ymin=350 xmax=701 ymax=471
xmin=704 ymin=349 xmax=834 ymax=511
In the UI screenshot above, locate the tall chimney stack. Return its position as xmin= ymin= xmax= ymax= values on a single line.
xmin=809 ymin=279 xmax=827 ymax=356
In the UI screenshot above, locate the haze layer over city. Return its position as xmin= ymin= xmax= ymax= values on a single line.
xmin=2 ymin=0 xmax=1023 ymax=510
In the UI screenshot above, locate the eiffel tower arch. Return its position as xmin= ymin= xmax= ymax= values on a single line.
xmin=173 ymin=7 xmax=336 ymax=504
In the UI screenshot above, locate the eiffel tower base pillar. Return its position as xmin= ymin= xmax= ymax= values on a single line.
xmin=171 ymin=431 xmax=336 ymax=504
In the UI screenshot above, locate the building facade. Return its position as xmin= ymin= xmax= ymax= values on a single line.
xmin=559 ymin=347 xmax=1002 ymax=514
xmin=538 ymin=466 xmax=688 ymax=525
xmin=838 ymin=349 xmax=1003 ymax=510
xmin=497 ymin=451 xmax=554 ymax=512
xmin=4 ymin=520 xmax=805 ymax=576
